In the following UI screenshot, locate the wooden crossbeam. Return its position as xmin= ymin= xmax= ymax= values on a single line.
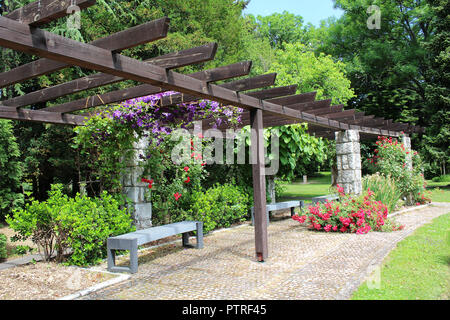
xmin=0 ymin=16 xmax=402 ymax=136
xmin=45 ymin=61 xmax=252 ymax=113
xmin=286 ymin=99 xmax=332 ymax=112
xmin=81 ymin=73 xmax=278 ymax=117
xmin=238 ymin=99 xmax=332 ymax=121
xmin=0 ymin=105 xmax=86 ymax=126
xmin=345 ymin=115 xmax=375 ymax=124
xmin=0 ymin=17 xmax=170 ymax=89
xmin=3 ymin=43 xmax=218 ymax=108
xmin=146 ymin=43 xmax=218 ymax=69
xmin=305 ymin=104 xmax=342 ymax=115
xmin=220 ymin=73 xmax=277 ymax=92
xmin=322 ymin=109 xmax=356 ymax=120
xmin=5 ymin=0 xmax=96 ymax=26
xmin=151 ymin=73 xmax=279 ymax=108
xmin=266 ymin=92 xmax=317 ymax=105
xmin=203 ymin=102 xmax=345 ymax=131
xmin=246 ymin=85 xmax=297 ymax=100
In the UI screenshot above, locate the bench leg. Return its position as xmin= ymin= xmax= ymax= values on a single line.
xmin=182 ymin=232 xmax=190 ymax=247
xmin=290 ymin=207 xmax=295 ymax=217
xmin=196 ymin=222 xmax=204 ymax=249
xmin=129 ymin=239 xmax=138 ymax=274
xmin=107 ymin=247 xmax=116 ymax=272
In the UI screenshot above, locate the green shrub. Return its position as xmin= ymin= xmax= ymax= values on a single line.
xmin=0 ymin=233 xmax=7 ymax=260
xmin=13 ymin=245 xmax=33 ymax=256
xmin=362 ymin=173 xmax=403 ymax=212
xmin=58 ymin=191 xmax=135 ymax=266
xmin=431 ymin=174 xmax=450 ymax=183
xmin=6 ymin=192 xmax=63 ymax=262
xmin=185 ymin=184 xmax=250 ymax=233
xmin=0 ymin=120 xmax=24 ymax=220
xmin=6 ymin=184 xmax=135 ymax=266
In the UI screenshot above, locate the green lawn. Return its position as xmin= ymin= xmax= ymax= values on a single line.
xmin=427 ymin=180 xmax=450 ymax=203
xmin=352 ymin=212 xmax=450 ymax=300
xmin=278 ymin=172 xmax=332 ymax=203
xmin=278 ymin=174 xmax=450 ymax=204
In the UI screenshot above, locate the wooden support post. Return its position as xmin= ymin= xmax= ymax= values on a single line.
xmin=250 ymin=108 xmax=268 ymax=262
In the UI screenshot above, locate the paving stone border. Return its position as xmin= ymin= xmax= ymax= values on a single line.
xmin=59 ymin=269 xmax=130 ymax=300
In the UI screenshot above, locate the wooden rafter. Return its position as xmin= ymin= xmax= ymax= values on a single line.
xmin=246 ymin=85 xmax=298 ymax=100
xmin=220 ymin=73 xmax=277 ymax=91
xmin=2 ymin=43 xmax=218 ymax=108
xmin=266 ymin=92 xmax=316 ymax=105
xmin=43 ymin=61 xmax=253 ymax=114
xmin=0 ymin=105 xmax=86 ymax=126
xmin=0 ymin=17 xmax=170 ymax=89
xmin=80 ymin=73 xmax=279 ymax=117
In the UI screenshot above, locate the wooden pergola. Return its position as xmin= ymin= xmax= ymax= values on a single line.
xmin=0 ymin=0 xmax=423 ymax=261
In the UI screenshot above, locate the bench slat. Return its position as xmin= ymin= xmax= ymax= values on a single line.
xmin=266 ymin=201 xmax=301 ymax=211
xmin=110 ymin=221 xmax=197 ymax=246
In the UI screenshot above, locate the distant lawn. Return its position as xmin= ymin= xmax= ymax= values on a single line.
xmin=352 ymin=212 xmax=450 ymax=300
xmin=426 ymin=180 xmax=450 ymax=203
xmin=278 ymin=174 xmax=450 ymax=204
xmin=278 ymin=172 xmax=333 ymax=203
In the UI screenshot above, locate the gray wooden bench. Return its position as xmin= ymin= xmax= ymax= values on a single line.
xmin=251 ymin=200 xmax=304 ymax=225
xmin=311 ymin=194 xmax=339 ymax=205
xmin=107 ymin=221 xmax=203 ymax=274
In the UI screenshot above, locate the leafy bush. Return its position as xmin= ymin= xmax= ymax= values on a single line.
xmin=6 ymin=192 xmax=64 ymax=262
xmin=13 ymin=245 xmax=33 ymax=256
xmin=6 ymin=184 xmax=134 ymax=266
xmin=274 ymin=179 xmax=287 ymax=200
xmin=292 ymin=186 xmax=404 ymax=234
xmin=0 ymin=120 xmax=24 ymax=220
xmin=0 ymin=233 xmax=7 ymax=260
xmin=362 ymin=173 xmax=403 ymax=212
xmin=184 ymin=184 xmax=250 ymax=233
xmin=431 ymin=174 xmax=450 ymax=183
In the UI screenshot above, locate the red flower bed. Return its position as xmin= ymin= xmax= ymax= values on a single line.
xmin=292 ymin=185 xmax=404 ymax=234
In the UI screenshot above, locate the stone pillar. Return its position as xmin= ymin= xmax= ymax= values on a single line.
xmin=267 ymin=176 xmax=276 ymax=204
xmin=335 ymin=130 xmax=362 ymax=195
xmin=401 ymin=134 xmax=413 ymax=170
xmin=401 ymin=134 xmax=414 ymax=205
xmin=122 ymin=136 xmax=152 ymax=230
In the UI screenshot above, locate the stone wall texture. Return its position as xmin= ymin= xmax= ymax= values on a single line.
xmin=401 ymin=135 xmax=413 ymax=170
xmin=335 ymin=130 xmax=362 ymax=195
xmin=121 ymin=136 xmax=152 ymax=230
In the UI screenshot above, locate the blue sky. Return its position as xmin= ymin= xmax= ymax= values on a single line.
xmin=243 ymin=0 xmax=344 ymax=27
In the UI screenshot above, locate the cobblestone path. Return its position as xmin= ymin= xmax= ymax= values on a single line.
xmin=80 ymin=203 xmax=450 ymax=300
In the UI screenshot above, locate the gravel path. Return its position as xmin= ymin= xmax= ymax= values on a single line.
xmin=79 ymin=203 xmax=450 ymax=300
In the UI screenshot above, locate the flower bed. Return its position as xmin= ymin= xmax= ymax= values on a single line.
xmin=292 ymin=185 xmax=404 ymax=234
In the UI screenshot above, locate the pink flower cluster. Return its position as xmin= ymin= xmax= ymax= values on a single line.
xmin=291 ymin=186 xmax=401 ymax=234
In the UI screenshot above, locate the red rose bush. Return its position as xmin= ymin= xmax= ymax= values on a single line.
xmin=292 ymin=185 xmax=404 ymax=234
